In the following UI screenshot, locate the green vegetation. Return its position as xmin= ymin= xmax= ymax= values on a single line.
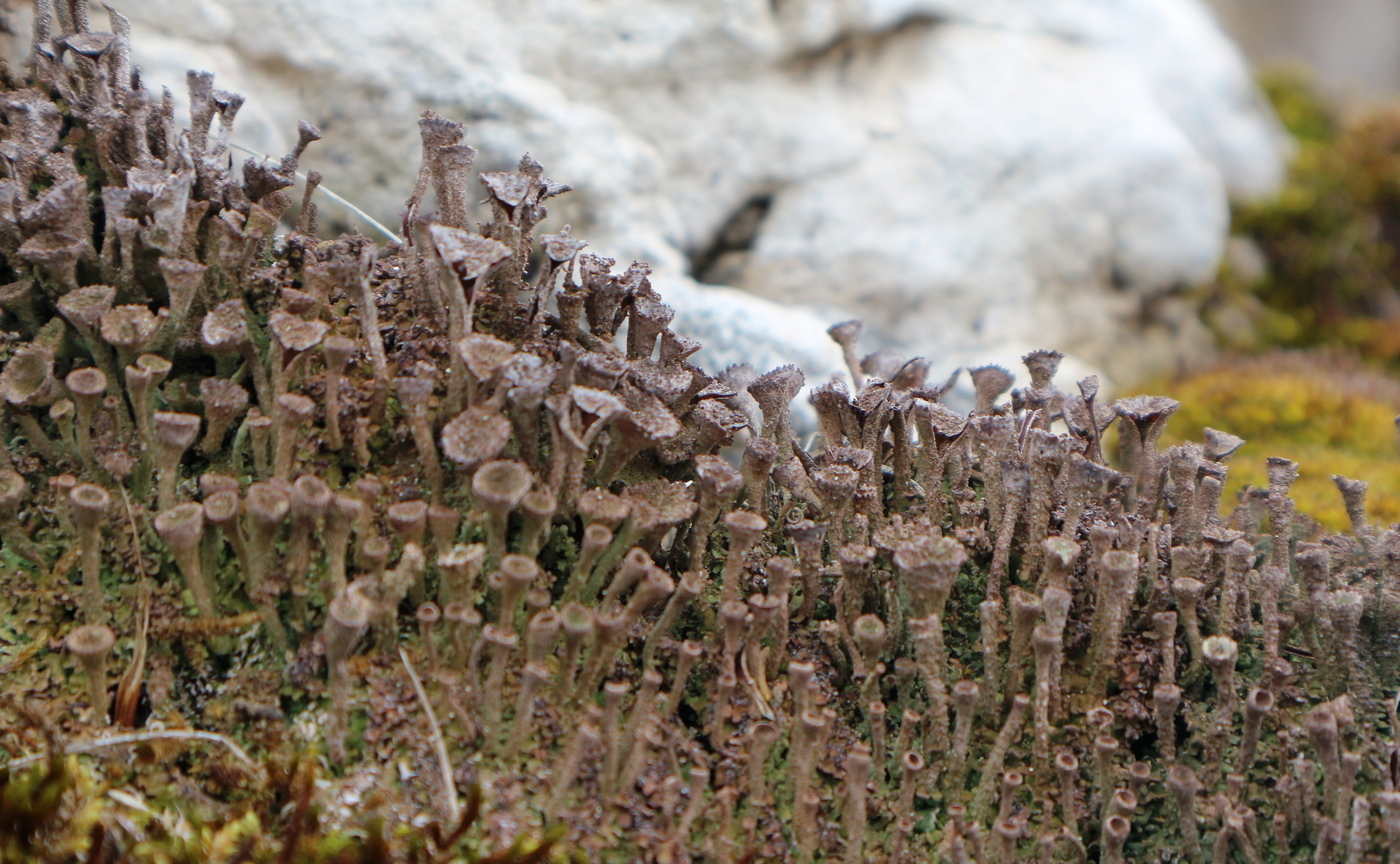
xmin=1155 ymin=352 xmax=1400 ymax=531
xmin=1205 ymin=68 xmax=1400 ymax=361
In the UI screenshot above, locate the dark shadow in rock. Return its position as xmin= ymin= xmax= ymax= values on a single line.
xmin=690 ymin=193 xmax=774 ymax=286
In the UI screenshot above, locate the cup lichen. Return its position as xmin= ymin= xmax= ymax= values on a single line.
xmin=6 ymin=4 xmax=1400 ymax=864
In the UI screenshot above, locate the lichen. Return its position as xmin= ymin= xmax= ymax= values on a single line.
xmin=2 ymin=5 xmax=1400 ymax=864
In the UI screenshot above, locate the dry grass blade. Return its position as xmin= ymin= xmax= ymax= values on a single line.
xmin=228 ymin=141 xmax=403 ymax=244
xmin=3 ymin=729 xmax=260 ymax=774
xmin=400 ymin=646 xmax=460 ymax=825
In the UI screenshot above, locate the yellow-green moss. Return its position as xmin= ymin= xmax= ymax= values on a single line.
xmin=1151 ymin=352 xmax=1400 ymax=530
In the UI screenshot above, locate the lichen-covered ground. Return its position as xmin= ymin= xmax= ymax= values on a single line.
xmin=2 ymin=6 xmax=1400 ymax=864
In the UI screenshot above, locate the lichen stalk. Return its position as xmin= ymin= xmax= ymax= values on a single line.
xmin=841 ymin=744 xmax=872 ymax=864
xmin=1031 ymin=623 xmax=1059 ymax=773
xmin=1167 ymin=764 xmax=1203 ymax=864
xmin=971 ymin=693 xmax=1029 ymax=822
xmin=792 ymin=709 xmax=827 ymax=813
xmin=948 ymin=679 xmax=979 ymax=800
xmin=1266 ymin=457 xmax=1299 ymax=569
xmin=986 ymin=459 xmax=1028 ymax=601
xmin=324 ymin=591 xmax=371 ymax=763
xmin=1006 ymin=586 xmax=1042 ymax=697
xmin=336 ymin=249 xmax=390 ymax=418
xmin=1308 ymin=703 xmax=1344 ymax=818
xmin=1089 ymin=549 xmax=1139 ymax=699
xmin=600 ymin=680 xmax=628 ymax=789
xmin=795 ymin=791 xmax=822 ymax=864
xmin=1101 ymin=815 xmax=1130 ymax=864
xmin=1330 ymin=590 xmax=1368 ymax=702
xmin=66 ymin=623 xmax=115 ymax=723
xmin=478 ymin=624 xmax=518 ymax=736
xmin=399 ymin=378 xmax=446 ymax=503
xmin=547 ymin=721 xmax=600 ymax=820
xmin=977 ymin=599 xmax=1004 ymax=718
xmin=662 ymin=639 xmax=703 ymax=718
xmin=1172 ymin=571 xmax=1207 ymax=679
xmin=1041 ymin=584 xmax=1072 ymax=717
xmin=1375 ymin=792 xmax=1400 ymax=863
xmin=744 ymin=720 xmax=780 ymax=808
xmin=503 ymin=661 xmax=549 ymax=759
xmin=152 ymin=411 xmax=200 ymax=511
xmin=1055 ymin=750 xmax=1081 ymax=837
xmin=788 ymin=518 xmax=828 ymax=621
xmin=244 ymin=481 xmax=290 ymax=651
xmin=1202 ymin=636 xmax=1239 ymax=781
xmin=641 ymin=570 xmax=702 ymax=670
xmin=867 ymin=699 xmax=888 ymax=776
xmin=1338 ymin=751 xmax=1361 ymax=828
xmin=69 ymin=483 xmax=110 ymax=622
xmin=154 ymin=503 xmax=216 ymax=619
xmin=1236 ymin=688 xmax=1274 ymax=773
xmin=615 ymin=721 xmax=662 ymax=799
xmin=911 ymin=614 xmax=951 ymax=754
xmin=271 ymin=394 xmax=314 ymax=481
xmin=720 ymin=509 xmax=766 ymax=605
xmin=567 ymin=524 xmax=613 ymax=603
xmin=320 ymin=336 xmax=355 ymax=452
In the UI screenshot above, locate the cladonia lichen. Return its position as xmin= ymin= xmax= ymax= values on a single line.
xmin=1 ymin=5 xmax=1399 ymax=864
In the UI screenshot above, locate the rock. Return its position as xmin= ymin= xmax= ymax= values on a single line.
xmin=649 ymin=274 xmax=848 ymax=386
xmin=3 ymin=0 xmax=1288 ymax=393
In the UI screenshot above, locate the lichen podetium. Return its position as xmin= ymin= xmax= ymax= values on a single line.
xmin=2 ymin=4 xmax=1400 ymax=863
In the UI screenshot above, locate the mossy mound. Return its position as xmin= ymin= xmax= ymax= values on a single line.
xmin=1205 ymin=68 xmax=1400 ymax=362
xmin=1153 ymin=352 xmax=1400 ymax=531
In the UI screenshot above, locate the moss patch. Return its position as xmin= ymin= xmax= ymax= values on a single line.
xmin=1149 ymin=352 xmax=1400 ymax=530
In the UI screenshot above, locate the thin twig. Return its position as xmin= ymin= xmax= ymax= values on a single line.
xmin=400 ymin=646 xmax=461 ymax=825
xmin=227 ymin=141 xmax=403 ymax=245
xmin=3 ymin=729 xmax=259 ymax=772
xmin=112 ymin=485 xmax=152 ymax=728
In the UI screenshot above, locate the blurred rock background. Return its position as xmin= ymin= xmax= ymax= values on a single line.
xmin=0 ymin=1 xmax=1295 ymax=390
xmin=1207 ymin=0 xmax=1400 ymax=101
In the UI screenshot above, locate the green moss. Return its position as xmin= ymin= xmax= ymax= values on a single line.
xmin=1149 ymin=352 xmax=1400 ymax=530
xmin=1206 ymin=68 xmax=1400 ymax=362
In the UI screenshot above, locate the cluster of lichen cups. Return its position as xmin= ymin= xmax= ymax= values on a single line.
xmin=6 ymin=5 xmax=1400 ymax=863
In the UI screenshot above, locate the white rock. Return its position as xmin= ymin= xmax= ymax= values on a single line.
xmin=737 ymin=22 xmax=1232 ymax=361
xmin=3 ymin=0 xmax=1289 ymax=391
xmin=649 ymin=274 xmax=848 ymax=382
